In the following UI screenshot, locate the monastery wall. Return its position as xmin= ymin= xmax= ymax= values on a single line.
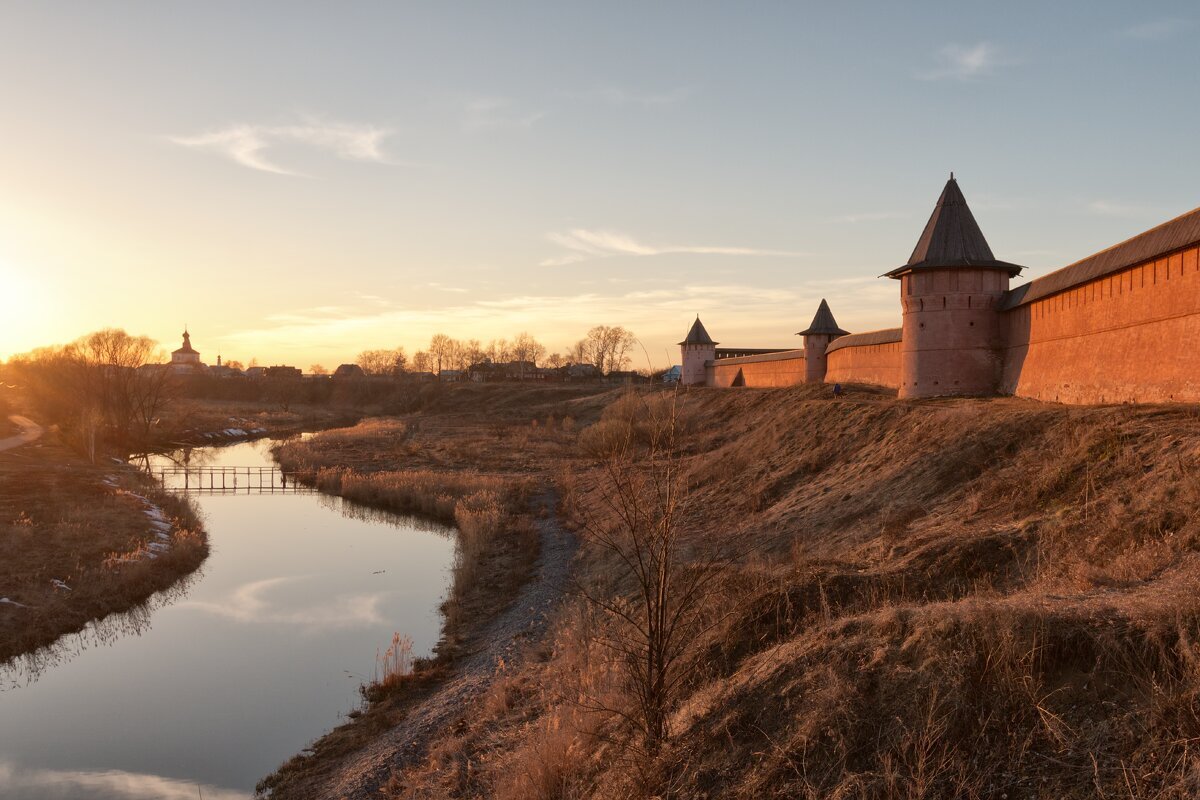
xmin=825 ymin=329 xmax=903 ymax=389
xmin=707 ymin=350 xmax=806 ymax=388
xmin=1000 ymin=245 xmax=1200 ymax=404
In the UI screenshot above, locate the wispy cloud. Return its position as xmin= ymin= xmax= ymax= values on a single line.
xmin=542 ymin=228 xmax=807 ymax=267
xmin=825 ymin=211 xmax=907 ymax=224
xmin=918 ymin=42 xmax=1009 ymax=81
xmin=0 ymin=760 xmax=249 ymax=800
xmin=462 ymin=97 xmax=545 ymax=131
xmin=181 ymin=576 xmax=387 ymax=629
xmin=170 ymin=119 xmax=396 ymax=176
xmin=1086 ymin=199 xmax=1157 ymax=218
xmin=1124 ymin=18 xmax=1194 ymax=40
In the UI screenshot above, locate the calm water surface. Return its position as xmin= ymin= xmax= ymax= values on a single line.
xmin=0 ymin=438 xmax=455 ymax=799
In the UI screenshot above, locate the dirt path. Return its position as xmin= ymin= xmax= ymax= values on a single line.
xmin=0 ymin=415 xmax=43 ymax=453
xmin=313 ymin=491 xmax=577 ymax=800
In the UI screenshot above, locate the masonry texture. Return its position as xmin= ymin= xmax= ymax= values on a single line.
xmin=682 ymin=176 xmax=1200 ymax=405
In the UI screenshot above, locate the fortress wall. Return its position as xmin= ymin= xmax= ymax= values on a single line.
xmin=825 ymin=329 xmax=903 ymax=389
xmin=825 ymin=341 xmax=902 ymax=388
xmin=707 ymin=350 xmax=806 ymax=387
xmin=1001 ymin=245 xmax=1200 ymax=403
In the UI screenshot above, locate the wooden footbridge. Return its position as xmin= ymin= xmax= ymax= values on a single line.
xmin=154 ymin=466 xmax=314 ymax=494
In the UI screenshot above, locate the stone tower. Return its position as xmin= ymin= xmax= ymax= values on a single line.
xmin=795 ymin=299 xmax=848 ymax=384
xmin=679 ymin=316 xmax=717 ymax=386
xmin=885 ymin=176 xmax=1023 ymax=398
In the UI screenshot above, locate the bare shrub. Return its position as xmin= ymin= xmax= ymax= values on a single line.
xmin=572 ymin=389 xmax=730 ymax=756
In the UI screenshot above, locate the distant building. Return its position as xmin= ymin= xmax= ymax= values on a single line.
xmin=264 ymin=365 xmax=302 ymax=379
xmin=168 ymin=329 xmax=207 ymax=375
xmin=661 ymin=365 xmax=682 ymax=383
xmin=244 ymin=366 xmax=266 ymax=379
xmin=564 ymin=363 xmax=602 ymax=381
xmin=209 ymin=354 xmax=243 ymax=378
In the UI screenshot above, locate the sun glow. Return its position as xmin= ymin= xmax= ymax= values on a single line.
xmin=0 ymin=258 xmax=53 ymax=361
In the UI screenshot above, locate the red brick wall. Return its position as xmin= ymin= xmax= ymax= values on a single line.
xmin=826 ymin=341 xmax=902 ymax=388
xmin=1001 ymin=245 xmax=1200 ymax=403
xmin=708 ymin=351 xmax=806 ymax=387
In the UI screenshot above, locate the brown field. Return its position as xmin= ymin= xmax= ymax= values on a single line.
xmin=355 ymin=384 xmax=1200 ymax=800
xmin=0 ymin=429 xmax=207 ymax=666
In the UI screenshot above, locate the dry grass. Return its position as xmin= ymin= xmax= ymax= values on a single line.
xmin=0 ymin=430 xmax=207 ymax=665
xmin=374 ymin=386 xmax=1200 ymax=799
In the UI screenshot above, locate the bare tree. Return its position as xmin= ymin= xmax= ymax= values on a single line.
xmin=580 ymin=325 xmax=637 ymax=374
xmin=12 ymin=329 xmax=172 ymax=454
xmin=486 ymin=338 xmax=512 ymax=364
xmin=410 ymin=351 xmax=432 ymax=373
xmin=428 ymin=334 xmax=455 ymax=375
xmin=309 ymin=364 xmax=328 ymax=375
xmin=463 ymin=338 xmax=485 ymax=368
xmin=571 ymin=391 xmax=729 ymax=755
xmin=357 ymin=348 xmax=407 ymax=377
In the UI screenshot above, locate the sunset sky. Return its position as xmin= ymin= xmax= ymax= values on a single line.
xmin=3 ymin=2 xmax=1200 ymax=369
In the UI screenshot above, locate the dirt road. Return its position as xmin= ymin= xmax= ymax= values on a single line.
xmin=0 ymin=416 xmax=43 ymax=453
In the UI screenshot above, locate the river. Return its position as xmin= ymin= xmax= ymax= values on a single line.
xmin=0 ymin=437 xmax=456 ymax=799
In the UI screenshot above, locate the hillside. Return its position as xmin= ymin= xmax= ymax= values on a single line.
xmin=383 ymin=384 xmax=1200 ymax=799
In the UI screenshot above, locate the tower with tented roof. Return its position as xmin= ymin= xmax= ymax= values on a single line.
xmin=885 ymin=175 xmax=1023 ymax=398
xmin=678 ymin=316 xmax=716 ymax=385
xmin=796 ymin=299 xmax=848 ymax=384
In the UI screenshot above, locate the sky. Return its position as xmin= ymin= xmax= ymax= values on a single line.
xmin=2 ymin=2 xmax=1200 ymax=370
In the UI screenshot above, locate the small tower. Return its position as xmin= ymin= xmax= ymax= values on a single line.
xmin=885 ymin=175 xmax=1023 ymax=398
xmin=795 ymin=299 xmax=848 ymax=384
xmin=678 ymin=316 xmax=717 ymax=386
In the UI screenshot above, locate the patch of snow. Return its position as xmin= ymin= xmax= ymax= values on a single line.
xmin=50 ymin=579 xmax=71 ymax=591
xmin=0 ymin=597 xmax=28 ymax=607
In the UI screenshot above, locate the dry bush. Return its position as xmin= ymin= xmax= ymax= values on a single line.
xmin=372 ymin=632 xmax=415 ymax=691
xmin=577 ymin=390 xmax=692 ymax=460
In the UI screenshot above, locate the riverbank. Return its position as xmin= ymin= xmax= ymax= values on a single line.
xmin=0 ymin=426 xmax=207 ymax=666
xmin=258 ymin=385 xmax=616 ymax=798
xmin=151 ymin=398 xmax=360 ymax=448
xmin=261 ymin=383 xmax=1200 ymax=799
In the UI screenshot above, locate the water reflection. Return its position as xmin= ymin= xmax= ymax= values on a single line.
xmin=0 ymin=571 xmax=202 ymax=691
xmin=0 ymin=759 xmax=250 ymax=800
xmin=0 ymin=438 xmax=456 ymax=794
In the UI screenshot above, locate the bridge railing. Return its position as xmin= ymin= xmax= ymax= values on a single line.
xmin=154 ymin=466 xmax=314 ymax=494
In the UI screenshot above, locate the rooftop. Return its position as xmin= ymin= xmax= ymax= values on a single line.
xmin=679 ymin=316 xmax=717 ymax=346
xmin=885 ymin=176 xmax=1023 ymax=279
xmin=796 ymin=298 xmax=849 ymax=336
xmin=1001 ymin=203 xmax=1200 ymax=310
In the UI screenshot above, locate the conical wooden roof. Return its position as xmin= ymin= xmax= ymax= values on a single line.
xmin=678 ymin=316 xmax=717 ymax=346
xmin=796 ymin=299 xmax=849 ymax=336
xmin=885 ymin=176 xmax=1023 ymax=278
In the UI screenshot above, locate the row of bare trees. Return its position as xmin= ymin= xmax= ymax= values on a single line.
xmin=355 ymin=326 xmax=638 ymax=377
xmin=7 ymin=329 xmax=173 ymax=456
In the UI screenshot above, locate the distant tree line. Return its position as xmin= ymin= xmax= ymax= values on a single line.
xmin=354 ymin=326 xmax=638 ymax=377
